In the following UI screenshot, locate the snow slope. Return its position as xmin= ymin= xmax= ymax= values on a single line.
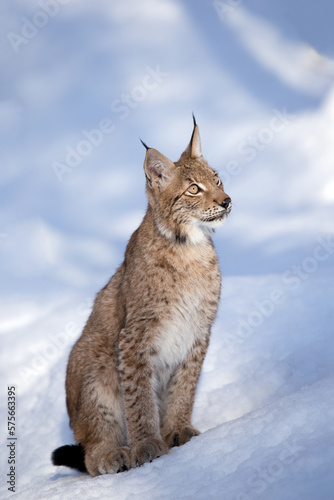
xmin=1 ymin=0 xmax=334 ymax=498
xmin=10 ymin=379 xmax=334 ymax=500
xmin=1 ymin=270 xmax=334 ymax=500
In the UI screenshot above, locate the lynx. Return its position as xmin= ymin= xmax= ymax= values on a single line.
xmin=52 ymin=117 xmax=231 ymax=476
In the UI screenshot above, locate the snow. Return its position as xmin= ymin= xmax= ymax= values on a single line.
xmin=1 ymin=0 xmax=334 ymax=498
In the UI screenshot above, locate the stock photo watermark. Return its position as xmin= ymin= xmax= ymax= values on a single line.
xmin=6 ymin=385 xmax=17 ymax=493
xmin=18 ymin=298 xmax=92 ymax=386
xmin=213 ymin=0 xmax=244 ymax=21
xmin=282 ymin=235 xmax=334 ymax=290
xmin=51 ymin=65 xmax=169 ymax=183
xmin=7 ymin=0 xmax=71 ymax=54
xmin=219 ymin=107 xmax=296 ymax=188
xmin=235 ymin=438 xmax=303 ymax=499
xmin=223 ymin=234 xmax=334 ymax=350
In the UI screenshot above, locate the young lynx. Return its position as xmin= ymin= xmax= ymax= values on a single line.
xmin=52 ymin=117 xmax=231 ymax=476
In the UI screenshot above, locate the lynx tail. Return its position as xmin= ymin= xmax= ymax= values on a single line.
xmin=51 ymin=444 xmax=87 ymax=473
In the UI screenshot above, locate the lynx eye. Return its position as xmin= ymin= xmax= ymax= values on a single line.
xmin=187 ymin=184 xmax=201 ymax=195
xmin=213 ymin=175 xmax=221 ymax=186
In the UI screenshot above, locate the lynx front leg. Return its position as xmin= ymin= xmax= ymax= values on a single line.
xmin=118 ymin=327 xmax=168 ymax=468
xmin=161 ymin=337 xmax=209 ymax=449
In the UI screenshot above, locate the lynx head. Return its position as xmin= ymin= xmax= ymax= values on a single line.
xmin=142 ymin=116 xmax=231 ymax=245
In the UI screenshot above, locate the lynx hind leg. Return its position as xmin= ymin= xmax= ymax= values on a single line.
xmin=74 ymin=382 xmax=129 ymax=476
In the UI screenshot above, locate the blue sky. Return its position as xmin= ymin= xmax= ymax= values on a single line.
xmin=1 ymin=0 xmax=334 ymax=300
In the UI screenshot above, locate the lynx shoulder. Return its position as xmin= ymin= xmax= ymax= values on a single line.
xmin=51 ymin=117 xmax=232 ymax=476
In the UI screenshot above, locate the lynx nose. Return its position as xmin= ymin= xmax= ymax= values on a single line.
xmin=220 ymin=196 xmax=231 ymax=210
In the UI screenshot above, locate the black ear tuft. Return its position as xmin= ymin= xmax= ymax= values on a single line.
xmin=140 ymin=138 xmax=150 ymax=150
xmin=180 ymin=113 xmax=202 ymax=159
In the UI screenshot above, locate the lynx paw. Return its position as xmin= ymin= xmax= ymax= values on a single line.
xmin=95 ymin=446 xmax=131 ymax=475
xmin=164 ymin=425 xmax=200 ymax=448
xmin=131 ymin=438 xmax=168 ymax=468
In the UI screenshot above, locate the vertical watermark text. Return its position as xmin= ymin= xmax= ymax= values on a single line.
xmin=6 ymin=385 xmax=17 ymax=493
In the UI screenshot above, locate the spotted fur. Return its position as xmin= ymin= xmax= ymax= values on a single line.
xmin=51 ymin=119 xmax=231 ymax=476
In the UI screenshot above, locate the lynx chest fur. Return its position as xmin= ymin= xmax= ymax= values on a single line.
xmin=122 ymin=224 xmax=221 ymax=396
xmin=52 ymin=117 xmax=231 ymax=477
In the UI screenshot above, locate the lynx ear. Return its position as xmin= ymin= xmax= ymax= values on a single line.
xmin=181 ymin=114 xmax=203 ymax=159
xmin=144 ymin=148 xmax=174 ymax=188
